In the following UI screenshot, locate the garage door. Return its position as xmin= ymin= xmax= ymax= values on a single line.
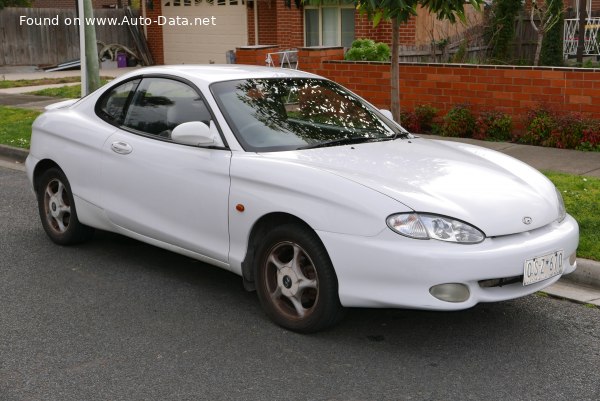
xmin=162 ymin=0 xmax=248 ymax=64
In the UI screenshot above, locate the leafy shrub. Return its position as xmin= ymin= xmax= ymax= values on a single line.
xmin=518 ymin=107 xmax=556 ymax=145
xmin=399 ymin=110 xmax=420 ymax=133
xmin=442 ymin=105 xmax=476 ymax=137
xmin=414 ymin=104 xmax=438 ymax=133
xmin=539 ymin=0 xmax=564 ymax=66
xmin=399 ymin=104 xmax=438 ymax=133
xmin=578 ymin=124 xmax=600 ymax=151
xmin=545 ymin=113 xmax=585 ymax=149
xmin=486 ymin=0 xmax=523 ymax=63
xmin=517 ymin=106 xmax=599 ymax=151
xmin=345 ymin=39 xmax=391 ymax=62
xmin=474 ymin=111 xmax=512 ymax=141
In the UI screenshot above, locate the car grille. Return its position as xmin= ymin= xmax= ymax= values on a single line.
xmin=478 ymin=275 xmax=523 ymax=288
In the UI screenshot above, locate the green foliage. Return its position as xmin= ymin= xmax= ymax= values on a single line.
xmin=28 ymin=79 xmax=110 ymax=98
xmin=450 ymin=40 xmax=468 ymax=63
xmin=539 ymin=0 xmax=564 ymax=66
xmin=414 ymin=104 xmax=438 ymax=132
xmin=0 ymin=106 xmax=40 ymax=149
xmin=486 ymin=0 xmax=523 ymax=63
xmin=544 ymin=172 xmax=600 ymax=261
xmin=519 ymin=107 xmax=555 ymax=145
xmin=582 ymin=59 xmax=599 ymax=68
xmin=345 ymin=39 xmax=391 ymax=62
xmin=517 ymin=106 xmax=600 ymax=151
xmin=579 ymin=123 xmax=600 ymax=151
xmin=474 ymin=111 xmax=512 ymax=141
xmin=399 ymin=104 xmax=438 ymax=133
xmin=344 ymin=0 xmax=483 ymax=25
xmin=442 ymin=105 xmax=476 ymax=137
xmin=0 ymin=0 xmax=30 ymax=8
xmin=0 ymin=77 xmax=82 ymax=89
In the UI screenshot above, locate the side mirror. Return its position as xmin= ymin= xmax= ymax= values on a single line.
xmin=171 ymin=121 xmax=214 ymax=146
xmin=379 ymin=109 xmax=394 ymax=121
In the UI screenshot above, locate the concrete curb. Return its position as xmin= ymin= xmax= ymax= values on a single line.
xmin=562 ymin=258 xmax=600 ymax=288
xmin=0 ymin=144 xmax=28 ymax=163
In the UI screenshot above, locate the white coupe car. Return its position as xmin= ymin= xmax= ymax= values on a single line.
xmin=26 ymin=65 xmax=579 ymax=332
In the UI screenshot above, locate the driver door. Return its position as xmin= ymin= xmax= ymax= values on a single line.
xmin=98 ymin=76 xmax=231 ymax=263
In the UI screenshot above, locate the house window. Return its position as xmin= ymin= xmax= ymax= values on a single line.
xmin=304 ymin=0 xmax=355 ymax=48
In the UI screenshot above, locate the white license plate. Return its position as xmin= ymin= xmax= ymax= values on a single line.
xmin=523 ymin=250 xmax=564 ymax=286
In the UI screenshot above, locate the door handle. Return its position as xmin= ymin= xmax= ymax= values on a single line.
xmin=111 ymin=141 xmax=132 ymax=155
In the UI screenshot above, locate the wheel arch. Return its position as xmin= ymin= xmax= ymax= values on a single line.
xmin=241 ymin=212 xmax=323 ymax=292
xmin=32 ymin=159 xmax=62 ymax=193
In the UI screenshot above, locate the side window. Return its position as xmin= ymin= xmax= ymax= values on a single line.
xmin=123 ymin=78 xmax=211 ymax=139
xmin=96 ymin=79 xmax=140 ymax=125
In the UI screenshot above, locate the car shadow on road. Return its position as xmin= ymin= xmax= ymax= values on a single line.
xmin=81 ymin=230 xmax=577 ymax=350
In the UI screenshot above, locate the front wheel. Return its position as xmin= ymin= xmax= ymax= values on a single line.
xmin=255 ymin=224 xmax=343 ymax=333
xmin=37 ymin=167 xmax=94 ymax=245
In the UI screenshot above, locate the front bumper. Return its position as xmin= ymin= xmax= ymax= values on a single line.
xmin=317 ymin=215 xmax=579 ymax=310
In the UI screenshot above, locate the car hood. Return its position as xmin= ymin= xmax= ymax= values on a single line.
xmin=261 ymin=138 xmax=560 ymax=237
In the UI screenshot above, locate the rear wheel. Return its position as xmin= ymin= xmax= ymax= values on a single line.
xmin=255 ymin=224 xmax=343 ymax=333
xmin=37 ymin=168 xmax=94 ymax=245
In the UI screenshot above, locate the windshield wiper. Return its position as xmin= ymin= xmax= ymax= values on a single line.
xmin=298 ymin=136 xmax=390 ymax=150
xmin=390 ymin=130 xmax=411 ymax=140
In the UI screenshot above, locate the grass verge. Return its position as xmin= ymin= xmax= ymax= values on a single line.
xmin=0 ymin=106 xmax=41 ymax=149
xmin=0 ymin=76 xmax=112 ymax=90
xmin=0 ymin=77 xmax=82 ymax=89
xmin=28 ymin=85 xmax=83 ymax=99
xmin=28 ymin=79 xmax=110 ymax=99
xmin=544 ymin=172 xmax=600 ymax=261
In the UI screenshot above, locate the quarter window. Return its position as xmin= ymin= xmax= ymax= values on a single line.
xmin=96 ymin=79 xmax=140 ymax=125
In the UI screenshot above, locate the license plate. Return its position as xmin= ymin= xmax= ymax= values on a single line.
xmin=523 ymin=250 xmax=564 ymax=286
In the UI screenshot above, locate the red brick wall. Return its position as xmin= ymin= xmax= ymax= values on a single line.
xmin=145 ymin=0 xmax=163 ymax=65
xmin=235 ymin=47 xmax=600 ymax=129
xmin=236 ymin=45 xmax=278 ymax=65
xmin=297 ymin=46 xmax=344 ymax=70
xmin=315 ymin=62 xmax=600 ymax=129
xmin=247 ymin=1 xmax=417 ymax=48
xmin=275 ymin=1 xmax=304 ymax=49
xmin=247 ymin=2 xmax=278 ymax=46
xmin=354 ymin=14 xmax=416 ymax=46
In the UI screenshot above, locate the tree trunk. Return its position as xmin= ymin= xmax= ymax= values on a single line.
xmin=391 ymin=17 xmax=400 ymax=123
xmin=534 ymin=32 xmax=544 ymax=66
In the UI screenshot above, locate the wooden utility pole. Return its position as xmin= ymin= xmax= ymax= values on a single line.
xmin=83 ymin=0 xmax=101 ymax=94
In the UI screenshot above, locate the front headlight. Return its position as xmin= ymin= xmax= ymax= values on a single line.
xmin=556 ymin=187 xmax=566 ymax=223
xmin=386 ymin=213 xmax=485 ymax=244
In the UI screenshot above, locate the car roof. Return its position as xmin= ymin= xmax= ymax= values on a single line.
xmin=121 ymin=65 xmax=320 ymax=85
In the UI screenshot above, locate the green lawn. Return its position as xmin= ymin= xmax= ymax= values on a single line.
xmin=0 ymin=76 xmax=112 ymax=90
xmin=28 ymin=79 xmax=110 ymax=99
xmin=0 ymin=106 xmax=41 ymax=149
xmin=0 ymin=77 xmax=82 ymax=89
xmin=28 ymin=85 xmax=84 ymax=99
xmin=545 ymin=172 xmax=600 ymax=261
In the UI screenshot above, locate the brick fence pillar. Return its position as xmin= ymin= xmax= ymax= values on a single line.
xmin=236 ymin=45 xmax=279 ymax=66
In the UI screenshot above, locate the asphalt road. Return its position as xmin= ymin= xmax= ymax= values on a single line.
xmin=1 ymin=166 xmax=599 ymax=401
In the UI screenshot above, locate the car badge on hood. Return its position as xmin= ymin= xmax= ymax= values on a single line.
xmin=522 ymin=217 xmax=533 ymax=225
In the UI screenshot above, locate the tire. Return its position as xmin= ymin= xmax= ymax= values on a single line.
xmin=255 ymin=224 xmax=343 ymax=333
xmin=36 ymin=167 xmax=94 ymax=245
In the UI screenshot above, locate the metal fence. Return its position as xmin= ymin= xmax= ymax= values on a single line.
xmin=0 ymin=7 xmax=136 ymax=66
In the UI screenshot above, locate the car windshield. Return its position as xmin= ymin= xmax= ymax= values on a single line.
xmin=211 ymin=78 xmax=408 ymax=152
